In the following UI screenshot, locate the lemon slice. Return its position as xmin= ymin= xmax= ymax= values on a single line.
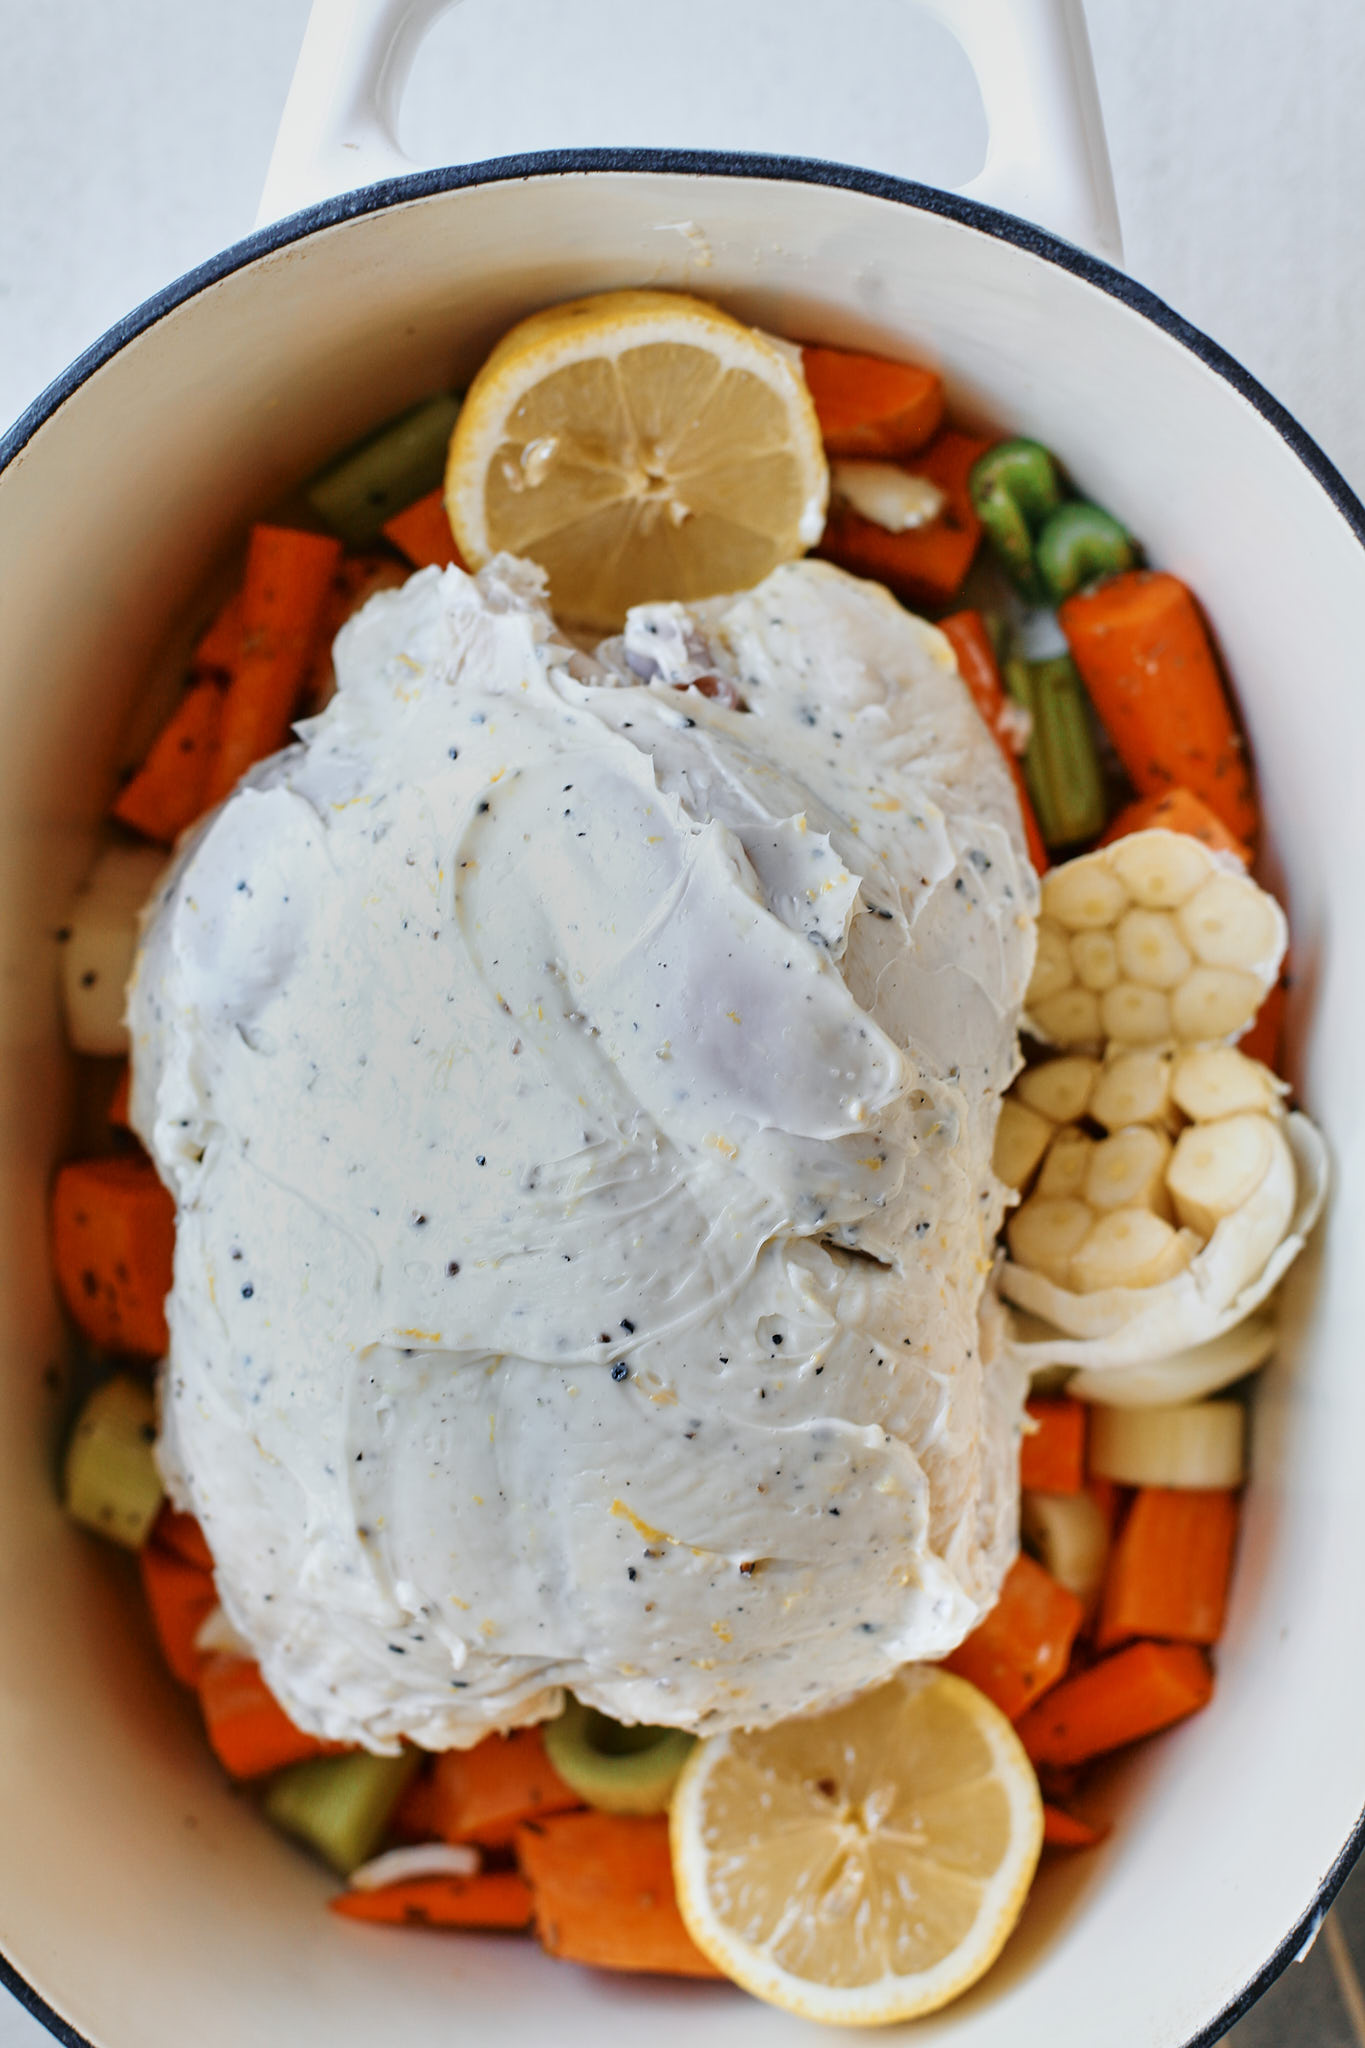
xmin=444 ymin=289 xmax=828 ymax=631
xmin=670 ymin=1667 xmax=1043 ymax=2026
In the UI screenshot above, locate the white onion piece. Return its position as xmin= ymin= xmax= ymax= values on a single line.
xmin=1088 ymin=1400 xmax=1245 ymax=1488
xmin=1021 ymin=1489 xmax=1110 ymax=1614
xmin=1068 ymin=1313 xmax=1278 ymax=1408
xmin=61 ymin=844 xmax=168 ymax=1054
xmin=348 ymin=1843 xmax=481 ymax=1891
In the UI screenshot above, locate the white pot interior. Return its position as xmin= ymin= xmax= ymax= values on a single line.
xmin=1 ymin=165 xmax=1362 ymax=2048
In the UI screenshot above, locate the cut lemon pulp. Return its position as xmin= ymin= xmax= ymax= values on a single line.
xmin=670 ymin=1667 xmax=1043 ymax=2026
xmin=444 ymin=289 xmax=828 ymax=631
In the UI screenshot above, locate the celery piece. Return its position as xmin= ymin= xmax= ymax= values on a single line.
xmin=969 ymin=439 xmax=1063 ymax=602
xmin=1035 ymin=501 xmax=1136 ymax=605
xmin=63 ymin=1374 xmax=163 ymax=1550
xmin=306 ymin=394 xmax=462 ymax=548
xmin=263 ymin=1749 xmax=420 ymax=1875
xmin=1005 ymin=654 xmax=1107 ymax=850
xmin=544 ymin=1697 xmax=695 ymax=1815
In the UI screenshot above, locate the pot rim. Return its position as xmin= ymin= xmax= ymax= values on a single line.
xmin=1 ymin=144 xmax=1360 ymax=2048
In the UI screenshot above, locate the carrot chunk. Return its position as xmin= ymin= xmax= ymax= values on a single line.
xmin=190 ymin=589 xmax=244 ymax=681
xmin=1095 ymin=1488 xmax=1239 ymax=1652
xmin=1042 ymin=1802 xmax=1108 ymax=1849
xmin=51 ymin=1155 xmax=175 ymax=1357
xmin=151 ymin=1504 xmax=215 ymax=1573
xmin=382 ymin=488 xmax=467 ymax=571
xmin=108 ymin=1066 xmax=132 ymax=1130
xmin=1059 ymin=570 xmax=1258 ymax=843
xmin=515 ymin=1811 xmax=722 ymax=1978
xmin=203 ymin=525 xmax=342 ymax=805
xmin=301 ymin=553 xmax=410 ymax=713
xmin=432 ymin=1727 xmax=581 ymax=1847
xmin=140 ymin=1538 xmax=216 ymax=1687
xmin=817 ymin=430 xmax=989 ymax=608
xmin=111 ymin=679 xmax=223 ymax=844
xmin=389 ymin=1764 xmax=444 ymax=1843
xmin=197 ymin=1653 xmax=346 ymax=1779
xmin=1020 ymin=1397 xmax=1087 ymax=1495
xmin=800 ymin=346 xmax=945 ymax=458
xmin=1098 ymin=786 xmax=1251 ymax=864
xmin=937 ymin=610 xmax=1048 ymax=871
xmin=330 ymin=1870 xmax=534 ymax=1929
xmin=1240 ymin=971 xmax=1288 ymax=1072
xmin=1015 ymin=1641 xmax=1213 ymax=1766
xmin=942 ymin=1552 xmax=1085 ymax=1721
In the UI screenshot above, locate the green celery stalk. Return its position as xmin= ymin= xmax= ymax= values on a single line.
xmin=63 ymin=1375 xmax=163 ymax=1550
xmin=306 ymin=394 xmax=462 ymax=548
xmin=1005 ymin=654 xmax=1107 ymax=849
xmin=263 ymin=1750 xmax=420 ymax=1875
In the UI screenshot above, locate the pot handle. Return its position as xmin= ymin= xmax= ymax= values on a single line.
xmin=257 ymin=0 xmax=1122 ymax=263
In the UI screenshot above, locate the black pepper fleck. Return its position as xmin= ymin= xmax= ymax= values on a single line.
xmin=611 ymin=1361 xmax=629 ymax=1381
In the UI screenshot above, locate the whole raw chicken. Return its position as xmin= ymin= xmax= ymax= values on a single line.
xmin=128 ymin=555 xmax=1036 ymax=1751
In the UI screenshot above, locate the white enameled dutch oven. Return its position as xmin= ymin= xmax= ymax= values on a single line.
xmin=1 ymin=3 xmax=1361 ymax=2043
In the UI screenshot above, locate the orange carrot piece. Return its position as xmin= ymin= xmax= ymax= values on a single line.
xmin=938 ymin=610 xmax=1049 ymax=872
xmin=817 ymin=430 xmax=989 ymax=608
xmin=152 ymin=1503 xmax=215 ymax=1573
xmin=1042 ymin=1802 xmax=1108 ymax=1849
xmin=51 ymin=1155 xmax=175 ymax=1357
xmin=197 ymin=1653 xmax=345 ymax=1779
xmin=191 ymin=589 xmax=244 ymax=681
xmin=1098 ymin=786 xmax=1250 ymax=864
xmin=1020 ymin=1397 xmax=1087 ymax=1495
xmin=942 ymin=1553 xmax=1085 ymax=1721
xmin=330 ymin=1870 xmax=534 ymax=1929
xmin=515 ymin=1811 xmax=722 ymax=1978
xmin=1095 ymin=1488 xmax=1239 ymax=1653
xmin=140 ymin=1539 xmax=216 ymax=1687
xmin=1015 ymin=1641 xmax=1213 ymax=1767
xmin=1240 ymin=970 xmax=1288 ymax=1072
xmin=432 ymin=1727 xmax=581 ymax=1848
xmin=389 ymin=1765 xmax=444 ymax=1844
xmin=382 ymin=488 xmax=466 ymax=571
xmin=302 ymin=553 xmax=410 ymax=714
xmin=203 ymin=525 xmax=342 ymax=805
xmin=111 ymin=679 xmax=223 ymax=844
xmin=1059 ymin=571 xmax=1258 ymax=843
xmin=1087 ymin=1478 xmax=1123 ymax=1532
xmin=108 ymin=1066 xmax=131 ymax=1129
xmin=800 ymin=346 xmax=945 ymax=458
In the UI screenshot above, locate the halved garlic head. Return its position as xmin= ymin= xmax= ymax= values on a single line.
xmin=1026 ymin=831 xmax=1286 ymax=1048
xmin=997 ymin=1111 xmax=1325 ymax=1371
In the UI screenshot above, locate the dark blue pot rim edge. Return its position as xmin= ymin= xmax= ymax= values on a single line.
xmin=1 ymin=143 xmax=1361 ymax=2048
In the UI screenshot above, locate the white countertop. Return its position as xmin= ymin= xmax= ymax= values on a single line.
xmin=3 ymin=3 xmax=1362 ymax=2042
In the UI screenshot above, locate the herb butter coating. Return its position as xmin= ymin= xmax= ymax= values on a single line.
xmin=129 ymin=556 xmax=1037 ymax=1751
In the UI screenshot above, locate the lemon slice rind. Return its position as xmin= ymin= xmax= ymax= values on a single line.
xmin=669 ymin=1666 xmax=1044 ymax=2027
